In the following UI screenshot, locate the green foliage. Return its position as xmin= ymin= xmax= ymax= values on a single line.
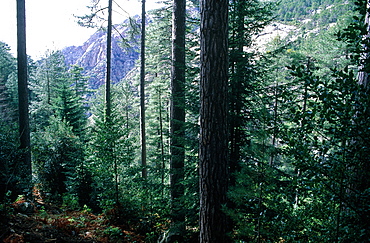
xmin=284 ymin=56 xmax=370 ymax=241
xmin=104 ymin=226 xmax=123 ymax=240
xmin=2 ymin=0 xmax=367 ymax=241
xmin=30 ymin=51 xmax=89 ymax=135
xmin=33 ymin=117 xmax=85 ymax=203
xmin=227 ymin=0 xmax=370 ymax=241
xmin=276 ymin=0 xmax=352 ymax=26
xmin=30 ymin=51 xmax=90 ymax=206
xmin=336 ymin=0 xmax=369 ymax=68
xmin=62 ymin=193 xmax=80 ymax=210
xmin=0 ymin=122 xmax=21 ymax=201
xmin=228 ymin=0 xmax=274 ymax=166
xmin=53 ymin=81 xmax=87 ymax=137
xmin=0 ymin=42 xmax=27 ymax=201
xmin=0 ymin=42 xmax=17 ymax=123
xmin=87 ymin=84 xmax=138 ymax=211
xmin=145 ymin=6 xmax=172 ymax=202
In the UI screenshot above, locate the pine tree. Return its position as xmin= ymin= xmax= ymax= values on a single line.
xmin=87 ymin=85 xmax=137 ymax=210
xmin=53 ymin=81 xmax=87 ymax=138
xmin=199 ymin=0 xmax=229 ymax=241
xmin=142 ymin=5 xmax=172 ymax=217
xmin=226 ymin=1 xmax=274 ymax=241
xmin=140 ymin=0 xmax=148 ymax=179
xmin=170 ymin=0 xmax=186 ymax=236
xmin=16 ymin=0 xmax=32 ymax=195
xmin=31 ymin=51 xmax=89 ymax=204
xmin=31 ymin=51 xmax=69 ymax=130
xmin=228 ymin=0 xmax=273 ymax=184
xmin=105 ymin=0 xmax=113 ymax=120
xmin=33 ymin=117 xmax=84 ymax=203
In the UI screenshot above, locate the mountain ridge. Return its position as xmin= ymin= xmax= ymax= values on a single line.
xmin=60 ymin=0 xmax=351 ymax=89
xmin=62 ymin=23 xmax=140 ymax=89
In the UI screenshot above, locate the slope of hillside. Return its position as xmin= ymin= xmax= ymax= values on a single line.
xmin=60 ymin=0 xmax=353 ymax=89
xmin=252 ymin=0 xmax=354 ymax=53
xmin=276 ymin=0 xmax=352 ymax=24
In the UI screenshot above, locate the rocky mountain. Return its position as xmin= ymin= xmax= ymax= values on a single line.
xmin=60 ymin=0 xmax=349 ymax=90
xmin=62 ymin=23 xmax=140 ymax=89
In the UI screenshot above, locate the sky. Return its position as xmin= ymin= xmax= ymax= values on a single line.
xmin=0 ymin=0 xmax=162 ymax=59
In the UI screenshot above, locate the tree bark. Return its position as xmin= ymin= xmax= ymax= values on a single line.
xmin=170 ymin=0 xmax=186 ymax=234
xmin=17 ymin=0 xmax=32 ymax=192
xmin=140 ymin=0 xmax=147 ymax=179
xmin=105 ymin=0 xmax=113 ymax=121
xmin=199 ymin=0 xmax=229 ymax=242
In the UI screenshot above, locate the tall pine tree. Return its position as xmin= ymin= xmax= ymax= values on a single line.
xmin=199 ymin=0 xmax=229 ymax=241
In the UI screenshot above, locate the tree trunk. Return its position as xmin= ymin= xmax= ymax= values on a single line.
xmin=17 ymin=0 xmax=32 ymax=193
xmin=140 ymin=0 xmax=147 ymax=179
xmin=199 ymin=0 xmax=229 ymax=242
xmin=170 ymin=0 xmax=186 ymax=234
xmin=228 ymin=0 xmax=246 ymax=184
xmin=105 ymin=0 xmax=113 ymax=121
xmin=158 ymin=92 xmax=165 ymax=188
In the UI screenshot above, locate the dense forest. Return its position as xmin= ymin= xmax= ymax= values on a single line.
xmin=1 ymin=0 xmax=369 ymax=242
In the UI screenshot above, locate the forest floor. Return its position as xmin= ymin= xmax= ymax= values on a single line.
xmin=0 ymin=189 xmax=157 ymax=243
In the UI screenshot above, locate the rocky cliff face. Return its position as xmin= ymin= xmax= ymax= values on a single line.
xmin=62 ymin=24 xmax=139 ymax=89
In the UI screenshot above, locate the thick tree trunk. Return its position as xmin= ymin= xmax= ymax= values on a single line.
xmin=17 ymin=0 xmax=32 ymax=192
xmin=199 ymin=0 xmax=229 ymax=242
xmin=170 ymin=0 xmax=186 ymax=234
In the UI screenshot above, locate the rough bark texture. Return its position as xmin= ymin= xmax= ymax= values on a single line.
xmin=170 ymin=0 xmax=186 ymax=234
xmin=199 ymin=0 xmax=229 ymax=242
xmin=140 ymin=0 xmax=147 ymax=179
xmin=17 ymin=0 xmax=32 ymax=191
